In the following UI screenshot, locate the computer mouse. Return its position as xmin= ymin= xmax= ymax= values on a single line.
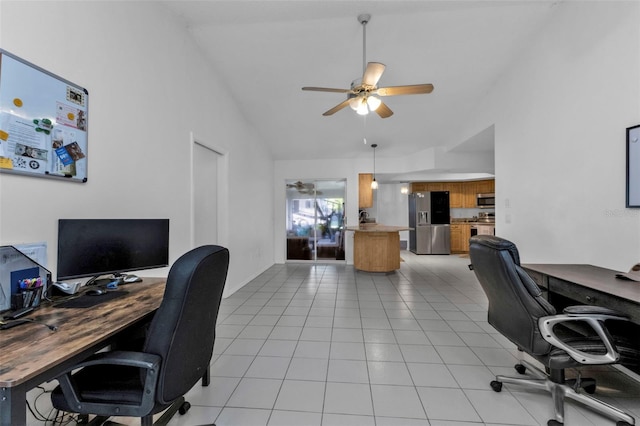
xmin=86 ymin=288 xmax=106 ymax=296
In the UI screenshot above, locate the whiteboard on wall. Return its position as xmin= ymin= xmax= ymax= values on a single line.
xmin=0 ymin=49 xmax=88 ymax=182
xmin=627 ymin=125 xmax=640 ymax=207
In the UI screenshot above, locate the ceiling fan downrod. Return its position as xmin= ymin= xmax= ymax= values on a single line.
xmin=358 ymin=14 xmax=371 ymax=76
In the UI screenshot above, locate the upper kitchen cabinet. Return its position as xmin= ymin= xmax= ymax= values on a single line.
xmin=410 ymin=182 xmax=426 ymax=193
xmin=411 ymin=179 xmax=495 ymax=209
xmin=359 ymin=173 xmax=373 ymax=208
xmin=475 ymin=179 xmax=495 ymax=194
xmin=411 ymin=182 xmax=445 ymax=193
xmin=447 ymin=182 xmax=463 ymax=208
xmin=462 ymin=183 xmax=478 ymax=208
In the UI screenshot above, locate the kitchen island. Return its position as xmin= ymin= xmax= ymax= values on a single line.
xmin=346 ymin=224 xmax=410 ymax=272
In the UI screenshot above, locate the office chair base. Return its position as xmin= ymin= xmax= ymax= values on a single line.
xmin=491 ymin=360 xmax=635 ymax=426
xmin=73 ymin=397 xmax=195 ymax=426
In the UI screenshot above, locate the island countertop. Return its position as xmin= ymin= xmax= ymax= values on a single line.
xmin=346 ymin=224 xmax=411 ymax=232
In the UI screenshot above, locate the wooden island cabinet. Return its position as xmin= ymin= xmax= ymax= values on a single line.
xmin=347 ymin=225 xmax=410 ymax=272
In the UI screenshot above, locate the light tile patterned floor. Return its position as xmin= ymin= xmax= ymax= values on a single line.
xmin=27 ymin=251 xmax=640 ymax=425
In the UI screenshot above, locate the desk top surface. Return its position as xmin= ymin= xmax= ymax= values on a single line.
xmin=0 ymin=278 xmax=165 ymax=387
xmin=523 ymin=263 xmax=640 ymax=304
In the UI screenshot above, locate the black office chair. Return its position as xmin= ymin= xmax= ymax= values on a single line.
xmin=469 ymin=235 xmax=639 ymax=426
xmin=51 ymin=245 xmax=230 ymax=426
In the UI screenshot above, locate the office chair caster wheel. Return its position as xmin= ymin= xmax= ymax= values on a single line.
xmin=490 ymin=380 xmax=503 ymax=392
xmin=616 ymin=422 xmax=633 ymax=426
xmin=547 ymin=420 xmax=563 ymax=426
xmin=179 ymin=401 xmax=191 ymax=415
xmin=514 ymin=363 xmax=526 ymax=374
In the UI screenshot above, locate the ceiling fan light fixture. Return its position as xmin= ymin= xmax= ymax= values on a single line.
xmin=366 ymin=95 xmax=381 ymax=111
xmin=356 ymin=99 xmax=369 ymax=115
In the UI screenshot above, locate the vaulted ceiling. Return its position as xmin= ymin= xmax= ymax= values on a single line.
xmin=161 ymin=1 xmax=558 ymax=175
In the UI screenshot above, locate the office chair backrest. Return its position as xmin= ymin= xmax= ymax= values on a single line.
xmin=469 ymin=235 xmax=555 ymax=356
xmin=143 ymin=245 xmax=229 ymax=405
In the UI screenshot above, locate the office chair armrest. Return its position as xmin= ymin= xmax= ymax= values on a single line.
xmin=563 ymin=305 xmax=630 ymax=320
xmin=539 ymin=313 xmax=626 ymax=365
xmin=65 ymin=350 xmax=161 ymax=370
xmin=55 ymin=351 xmax=162 ymax=417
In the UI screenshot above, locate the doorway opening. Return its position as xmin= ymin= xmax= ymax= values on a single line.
xmin=191 ymin=136 xmax=228 ymax=249
xmin=285 ymin=179 xmax=346 ymax=262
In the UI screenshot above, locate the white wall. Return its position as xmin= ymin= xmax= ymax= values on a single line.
xmin=459 ymin=1 xmax=640 ymax=270
xmin=0 ymin=1 xmax=275 ymax=295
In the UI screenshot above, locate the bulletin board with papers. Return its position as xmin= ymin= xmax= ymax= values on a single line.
xmin=0 ymin=49 xmax=88 ymax=182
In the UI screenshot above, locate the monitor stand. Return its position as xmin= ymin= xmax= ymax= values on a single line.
xmin=86 ymin=275 xmax=117 ymax=287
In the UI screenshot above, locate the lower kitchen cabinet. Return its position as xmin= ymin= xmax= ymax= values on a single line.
xmin=450 ymin=223 xmax=470 ymax=253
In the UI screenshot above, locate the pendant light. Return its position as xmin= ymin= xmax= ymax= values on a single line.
xmin=371 ymin=144 xmax=378 ymax=189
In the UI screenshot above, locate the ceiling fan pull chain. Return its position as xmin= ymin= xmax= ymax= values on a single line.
xmin=363 ymin=115 xmax=368 ymax=144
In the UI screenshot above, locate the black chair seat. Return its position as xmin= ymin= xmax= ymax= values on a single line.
xmin=52 ymin=365 xmax=146 ymax=408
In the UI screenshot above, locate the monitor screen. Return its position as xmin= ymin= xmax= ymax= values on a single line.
xmin=57 ymin=219 xmax=169 ymax=281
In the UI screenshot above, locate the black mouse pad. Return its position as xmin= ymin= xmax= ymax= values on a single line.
xmin=56 ymin=290 xmax=129 ymax=308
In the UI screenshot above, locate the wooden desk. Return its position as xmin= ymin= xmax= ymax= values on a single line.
xmin=522 ymin=264 xmax=640 ymax=323
xmin=0 ymin=278 xmax=165 ymax=426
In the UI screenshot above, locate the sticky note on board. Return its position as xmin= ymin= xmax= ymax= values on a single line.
xmin=0 ymin=157 xmax=12 ymax=169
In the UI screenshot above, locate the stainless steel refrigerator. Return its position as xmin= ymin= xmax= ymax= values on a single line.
xmin=409 ymin=192 xmax=451 ymax=254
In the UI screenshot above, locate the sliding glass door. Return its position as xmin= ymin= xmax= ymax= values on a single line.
xmin=285 ymin=179 xmax=346 ymax=262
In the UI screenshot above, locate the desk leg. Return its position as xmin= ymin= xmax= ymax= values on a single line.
xmin=0 ymin=385 xmax=26 ymax=426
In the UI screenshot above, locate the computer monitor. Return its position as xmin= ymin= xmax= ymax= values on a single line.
xmin=57 ymin=219 xmax=169 ymax=283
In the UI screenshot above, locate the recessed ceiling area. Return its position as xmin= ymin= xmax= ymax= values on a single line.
xmin=161 ymin=1 xmax=559 ymax=179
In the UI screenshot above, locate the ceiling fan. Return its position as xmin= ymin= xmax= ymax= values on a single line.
xmin=302 ymin=14 xmax=434 ymax=119
xmin=286 ymin=181 xmax=322 ymax=195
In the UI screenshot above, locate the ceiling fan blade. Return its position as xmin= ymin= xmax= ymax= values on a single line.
xmin=302 ymin=87 xmax=350 ymax=93
xmin=362 ymin=62 xmax=385 ymax=87
xmin=376 ymin=84 xmax=434 ymax=96
xmin=374 ymin=101 xmax=394 ymax=118
xmin=323 ymin=99 xmax=351 ymax=116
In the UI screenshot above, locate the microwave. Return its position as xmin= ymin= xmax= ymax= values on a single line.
xmin=476 ymin=193 xmax=495 ymax=209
